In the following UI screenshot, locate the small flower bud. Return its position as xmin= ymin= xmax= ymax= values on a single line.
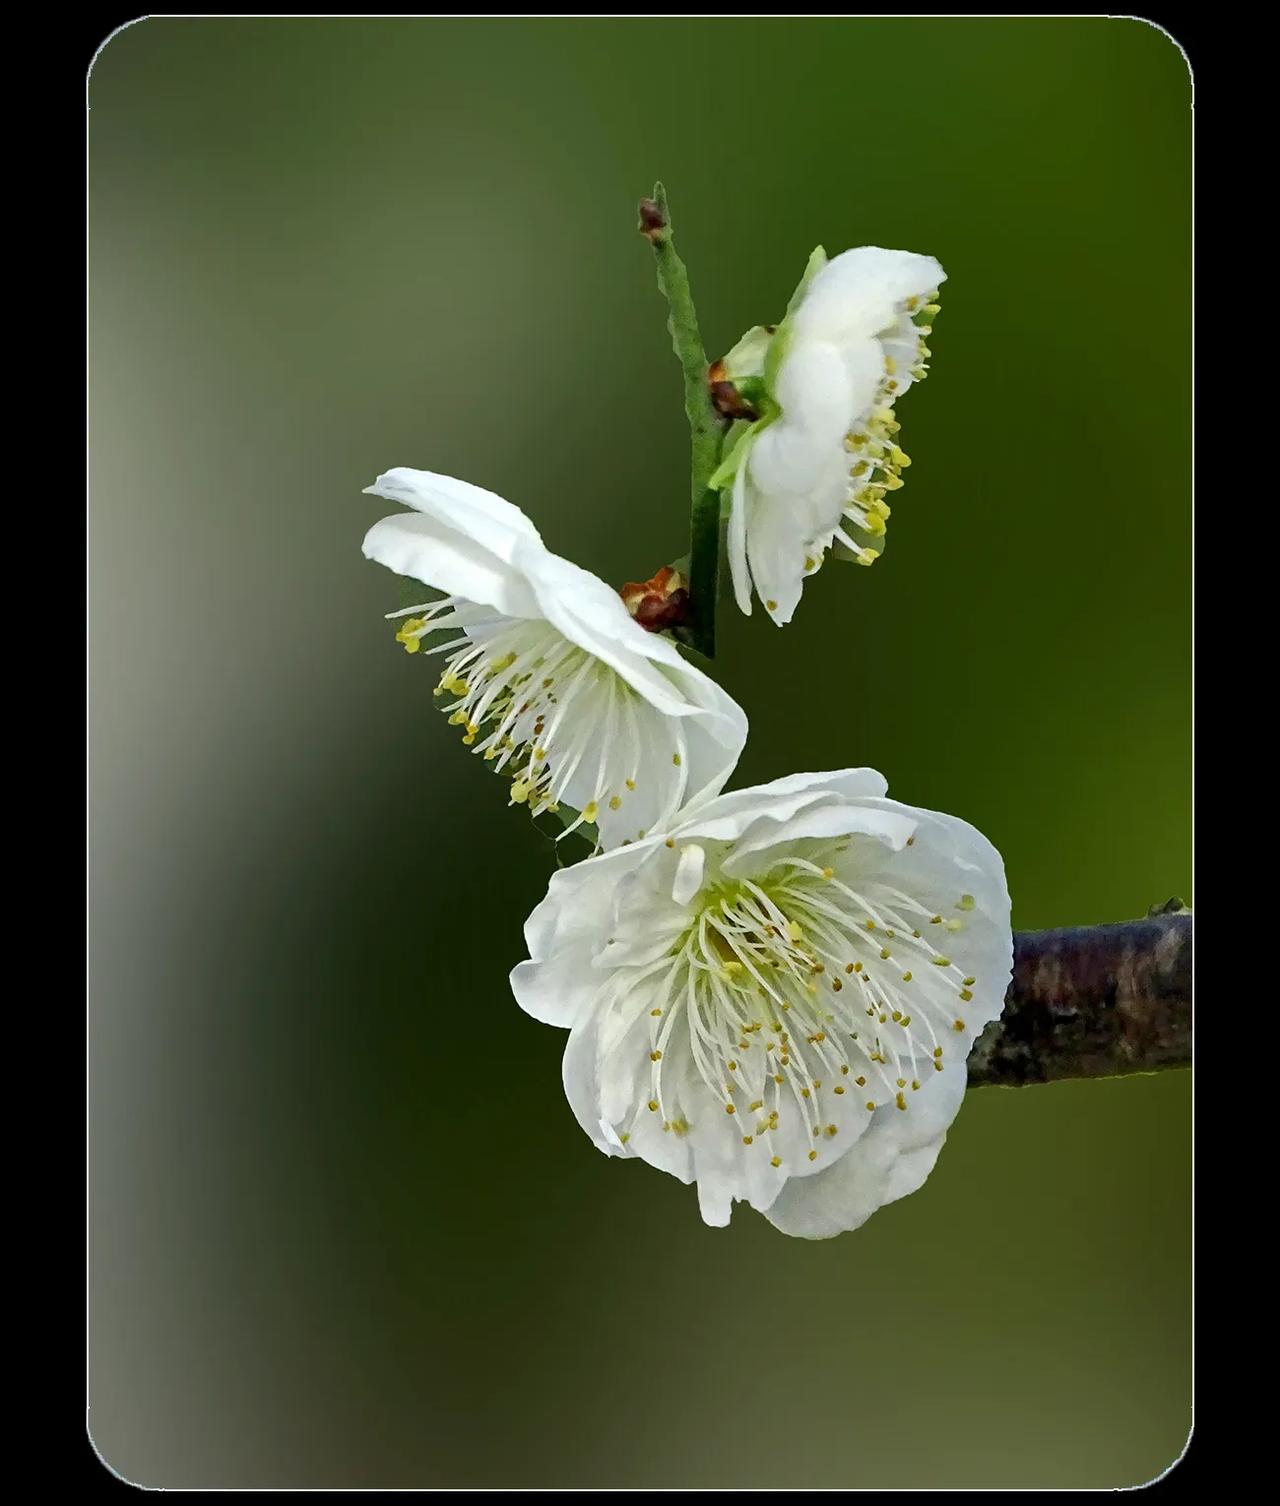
xmin=620 ymin=565 xmax=690 ymax=632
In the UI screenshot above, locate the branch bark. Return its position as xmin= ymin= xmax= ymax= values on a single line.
xmin=970 ymin=904 xmax=1191 ymax=1089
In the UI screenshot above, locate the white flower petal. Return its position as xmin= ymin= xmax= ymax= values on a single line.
xmin=748 ymin=341 xmax=852 ymax=499
xmin=762 ymin=1055 xmax=967 ymax=1238
xmin=727 ymin=439 xmax=755 ymax=617
xmin=518 ymin=838 xmax=658 ymax=969
xmin=722 ymin=801 xmax=917 ymax=871
xmin=364 ymin=467 xmax=542 ymax=560
xmin=792 ymin=247 xmax=945 ymax=347
xmin=672 ymin=843 xmax=706 ymax=906
xmin=670 ymin=767 xmax=890 ymax=845
xmin=362 ymin=513 xmax=541 ymax=619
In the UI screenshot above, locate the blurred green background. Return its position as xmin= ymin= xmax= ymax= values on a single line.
xmin=88 ymin=17 xmax=1191 ymax=1490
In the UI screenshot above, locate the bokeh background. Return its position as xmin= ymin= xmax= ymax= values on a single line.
xmin=88 ymin=17 xmax=1191 ymax=1490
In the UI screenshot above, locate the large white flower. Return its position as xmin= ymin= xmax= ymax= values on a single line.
xmin=362 ymin=468 xmax=748 ymax=851
xmin=510 ymin=769 xmax=1011 ymax=1237
xmin=716 ymin=246 xmax=946 ymax=626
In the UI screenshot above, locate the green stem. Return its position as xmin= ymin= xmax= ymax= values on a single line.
xmin=639 ymin=182 xmax=726 ymax=658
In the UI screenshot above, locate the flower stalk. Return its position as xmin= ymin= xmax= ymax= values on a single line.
xmin=638 ymin=182 xmax=727 ymax=660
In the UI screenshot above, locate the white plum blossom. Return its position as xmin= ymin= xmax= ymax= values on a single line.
xmin=716 ymin=246 xmax=946 ymax=626
xmin=510 ymin=769 xmax=1011 ymax=1237
xmin=363 ymin=468 xmax=748 ymax=851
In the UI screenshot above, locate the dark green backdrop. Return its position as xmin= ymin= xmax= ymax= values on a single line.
xmin=88 ymin=17 xmax=1191 ymax=1489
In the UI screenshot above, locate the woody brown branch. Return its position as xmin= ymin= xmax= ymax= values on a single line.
xmin=969 ymin=905 xmax=1191 ymax=1088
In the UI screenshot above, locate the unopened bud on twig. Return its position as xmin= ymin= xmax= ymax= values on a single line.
xmin=620 ymin=565 xmax=690 ymax=631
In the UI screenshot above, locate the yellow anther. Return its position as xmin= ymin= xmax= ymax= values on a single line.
xmin=840 ymin=1064 xmax=850 ymax=1075
xmin=906 ymin=836 xmax=915 ymax=846
xmin=664 ymin=838 xmax=676 ymax=849
xmin=831 ymin=978 xmax=843 ymax=993
xmin=625 ymin=778 xmax=636 ymax=790
xmin=959 ymin=988 xmax=974 ymax=1002
xmin=647 ymin=1100 xmax=658 ymax=1112
xmin=901 ymin=971 xmax=913 ymax=983
xmin=855 ymin=1075 xmax=867 ymax=1087
xmin=742 ymin=1135 xmax=754 ymax=1146
xmin=834 ymin=1085 xmax=845 ymax=1095
xmin=650 ymin=1050 xmax=662 ymax=1061
xmin=651 ymin=1008 xmax=663 ymax=1017
xmin=582 ymin=801 xmax=599 ymax=822
xmin=932 ymin=956 xmax=952 ymax=967
xmin=896 ymin=1092 xmax=907 ymax=1111
xmin=672 ymin=753 xmax=682 ymax=767
xmin=787 ymin=920 xmax=805 ymax=942
xmin=845 ymin=963 xmax=855 ymax=974
xmin=750 ymin=1100 xmax=763 ymax=1111
xmin=953 ymin=1019 xmax=966 ymax=1032
xmin=865 ymin=512 xmax=887 ymax=537
xmin=771 ymin=1156 xmax=782 ymax=1168
xmin=510 ymin=781 xmax=531 ymax=803
xmin=619 ymin=1132 xmax=630 ymax=1144
xmin=534 ymin=746 xmax=547 ymax=761
xmin=945 ymin=918 xmax=964 ymax=933
xmin=884 ymin=355 xmax=897 ymax=375
xmin=608 ymin=795 xmax=622 ymax=811
xmin=766 ymin=599 xmax=778 ymax=611
xmin=924 ymin=303 xmax=941 ymax=316
xmin=958 ymin=894 xmax=975 ymax=911
xmin=808 ymin=1149 xmax=818 ymax=1161
xmin=934 ymin=1046 xmax=943 ymax=1058
xmin=880 ymin=947 xmax=891 ymax=960
xmin=727 ymin=1060 xmax=738 ymax=1071
xmin=865 ymin=1101 xmax=876 ymax=1111
xmin=725 ymin=1103 xmax=736 ymax=1115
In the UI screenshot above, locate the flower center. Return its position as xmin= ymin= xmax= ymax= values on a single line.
xmin=635 ymin=839 xmax=980 ymax=1164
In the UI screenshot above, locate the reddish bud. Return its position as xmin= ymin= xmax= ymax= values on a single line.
xmin=620 ymin=565 xmax=690 ymax=632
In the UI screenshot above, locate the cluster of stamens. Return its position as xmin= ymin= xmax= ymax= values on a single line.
xmin=630 ymin=835 xmax=979 ymax=1172
xmin=390 ymin=598 xmax=676 ymax=841
xmin=825 ymin=289 xmax=940 ymax=571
